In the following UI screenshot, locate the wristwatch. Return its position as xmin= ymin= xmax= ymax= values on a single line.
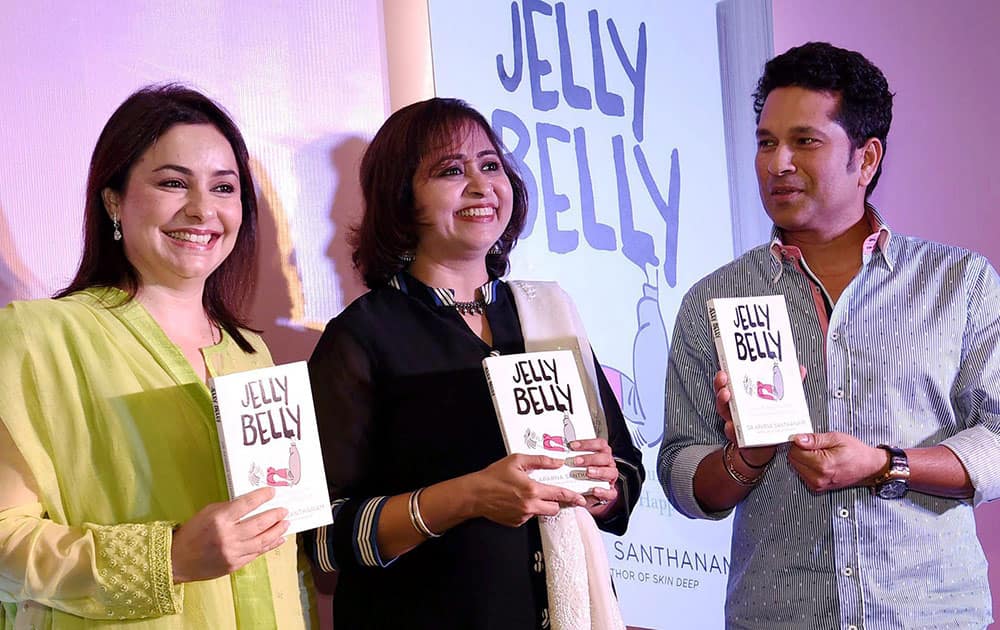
xmin=871 ymin=445 xmax=910 ymax=499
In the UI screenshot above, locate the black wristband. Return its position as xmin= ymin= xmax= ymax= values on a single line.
xmin=738 ymin=447 xmax=771 ymax=470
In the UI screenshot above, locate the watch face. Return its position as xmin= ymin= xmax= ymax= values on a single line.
xmin=876 ymin=479 xmax=908 ymax=499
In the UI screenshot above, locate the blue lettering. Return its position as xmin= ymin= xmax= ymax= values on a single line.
xmin=612 ymin=135 xmax=656 ymax=269
xmin=536 ymin=122 xmax=577 ymax=253
xmin=607 ymin=19 xmax=647 ymax=141
xmin=525 ymin=0 xmax=558 ymax=111
xmin=496 ymin=2 xmax=523 ymax=92
xmin=555 ymin=2 xmax=591 ymax=109
xmin=588 ymin=10 xmax=624 ymax=118
xmin=635 ymin=146 xmax=680 ymax=286
xmin=491 ymin=108 xmax=539 ymax=237
xmin=573 ymin=126 xmax=615 ymax=250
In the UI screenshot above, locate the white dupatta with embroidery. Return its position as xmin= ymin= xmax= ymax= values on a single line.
xmin=508 ymin=280 xmax=626 ymax=630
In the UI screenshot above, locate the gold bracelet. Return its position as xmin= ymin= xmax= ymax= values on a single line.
xmin=408 ymin=488 xmax=441 ymax=538
xmin=723 ymin=442 xmax=763 ymax=487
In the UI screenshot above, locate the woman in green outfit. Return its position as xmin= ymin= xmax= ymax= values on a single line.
xmin=0 ymin=85 xmax=309 ymax=628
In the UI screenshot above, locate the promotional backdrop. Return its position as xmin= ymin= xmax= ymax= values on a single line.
xmin=1 ymin=1 xmax=767 ymax=628
xmin=427 ymin=1 xmax=743 ymax=626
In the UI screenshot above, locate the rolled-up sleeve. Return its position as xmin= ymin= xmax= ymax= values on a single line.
xmin=658 ymin=293 xmax=732 ymax=521
xmin=940 ymin=257 xmax=1000 ymax=506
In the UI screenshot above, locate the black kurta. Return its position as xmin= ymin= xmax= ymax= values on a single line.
xmin=305 ymin=274 xmax=643 ymax=629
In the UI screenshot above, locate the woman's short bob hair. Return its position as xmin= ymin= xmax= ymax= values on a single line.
xmin=58 ymin=83 xmax=260 ymax=352
xmin=353 ymin=97 xmax=528 ymax=288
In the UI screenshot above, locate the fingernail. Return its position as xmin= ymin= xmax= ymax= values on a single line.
xmin=569 ymin=441 xmax=580 ymax=450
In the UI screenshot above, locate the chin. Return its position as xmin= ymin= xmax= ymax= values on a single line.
xmin=765 ymin=205 xmax=807 ymax=228
xmin=172 ymin=262 xmax=222 ymax=283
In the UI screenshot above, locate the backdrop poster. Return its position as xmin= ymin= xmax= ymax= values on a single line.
xmin=429 ymin=1 xmax=738 ymax=627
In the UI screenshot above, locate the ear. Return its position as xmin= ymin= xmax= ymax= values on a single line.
xmin=857 ymin=138 xmax=883 ymax=187
xmin=101 ymin=188 xmax=121 ymax=219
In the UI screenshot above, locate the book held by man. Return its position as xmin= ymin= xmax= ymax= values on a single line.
xmin=707 ymin=295 xmax=813 ymax=447
xmin=209 ymin=361 xmax=332 ymax=534
xmin=483 ymin=349 xmax=610 ymax=494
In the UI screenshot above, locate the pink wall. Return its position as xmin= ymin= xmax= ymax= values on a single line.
xmin=773 ymin=0 xmax=1000 ymax=261
xmin=773 ymin=0 xmax=1000 ymax=623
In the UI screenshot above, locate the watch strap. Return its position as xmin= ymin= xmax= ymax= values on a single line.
xmin=872 ymin=444 xmax=910 ymax=497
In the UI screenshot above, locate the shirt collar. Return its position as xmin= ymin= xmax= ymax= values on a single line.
xmin=389 ymin=272 xmax=499 ymax=307
xmin=767 ymin=204 xmax=895 ymax=282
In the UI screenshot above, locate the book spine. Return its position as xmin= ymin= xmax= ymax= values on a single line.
xmin=209 ymin=384 xmax=237 ymax=500
xmin=481 ymin=359 xmax=515 ymax=455
xmin=708 ymin=302 xmax=747 ymax=447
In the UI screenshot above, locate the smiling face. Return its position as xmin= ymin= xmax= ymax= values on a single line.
xmin=755 ymin=86 xmax=879 ymax=240
xmin=411 ymin=123 xmax=512 ymax=266
xmin=103 ymin=123 xmax=243 ymax=292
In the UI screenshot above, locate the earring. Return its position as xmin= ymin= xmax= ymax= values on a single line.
xmin=487 ymin=241 xmax=502 ymax=255
xmin=112 ymin=216 xmax=122 ymax=241
xmin=399 ymin=250 xmax=415 ymax=264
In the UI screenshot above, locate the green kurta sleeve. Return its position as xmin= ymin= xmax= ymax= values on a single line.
xmin=0 ymin=502 xmax=182 ymax=619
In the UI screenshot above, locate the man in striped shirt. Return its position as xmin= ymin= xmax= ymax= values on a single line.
xmin=660 ymin=41 xmax=999 ymax=629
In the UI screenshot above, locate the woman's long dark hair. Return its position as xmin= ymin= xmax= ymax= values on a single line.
xmin=57 ymin=84 xmax=260 ymax=352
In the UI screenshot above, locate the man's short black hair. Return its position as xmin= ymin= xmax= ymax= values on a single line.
xmin=753 ymin=42 xmax=894 ymax=199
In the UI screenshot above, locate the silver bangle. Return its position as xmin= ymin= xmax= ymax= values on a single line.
xmin=408 ymin=487 xmax=441 ymax=538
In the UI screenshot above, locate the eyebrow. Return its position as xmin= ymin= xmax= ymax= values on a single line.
xmin=435 ymin=149 xmax=500 ymax=162
xmin=756 ymin=126 xmax=825 ymax=138
xmin=152 ymin=164 xmax=238 ymax=178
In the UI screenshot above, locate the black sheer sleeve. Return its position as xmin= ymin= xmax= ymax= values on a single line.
xmin=592 ymin=350 xmax=645 ymax=536
xmin=302 ymin=316 xmax=393 ymax=574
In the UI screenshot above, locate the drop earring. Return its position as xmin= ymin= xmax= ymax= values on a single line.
xmin=112 ymin=216 xmax=122 ymax=241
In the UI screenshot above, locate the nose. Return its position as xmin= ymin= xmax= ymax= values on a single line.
xmin=767 ymin=145 xmax=796 ymax=176
xmin=465 ymin=170 xmax=494 ymax=197
xmin=184 ymin=188 xmax=217 ymax=220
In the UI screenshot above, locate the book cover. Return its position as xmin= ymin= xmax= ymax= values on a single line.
xmin=209 ymin=361 xmax=332 ymax=534
xmin=707 ymin=295 xmax=813 ymax=447
xmin=482 ymin=349 xmax=611 ymax=494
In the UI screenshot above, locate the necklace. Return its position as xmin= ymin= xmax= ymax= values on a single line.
xmin=453 ymin=298 xmax=487 ymax=316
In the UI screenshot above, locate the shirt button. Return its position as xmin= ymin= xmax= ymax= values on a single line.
xmin=848 ymin=625 xmax=859 ymax=630
xmin=838 ymin=508 xmax=850 ymax=518
xmin=842 ymin=566 xmax=853 ymax=577
xmin=830 ymin=331 xmax=839 ymax=341
xmin=834 ymin=388 xmax=844 ymax=399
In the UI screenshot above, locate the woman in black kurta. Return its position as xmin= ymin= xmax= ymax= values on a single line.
xmin=305 ymin=98 xmax=643 ymax=629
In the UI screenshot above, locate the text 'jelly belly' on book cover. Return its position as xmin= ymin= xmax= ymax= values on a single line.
xmin=483 ymin=349 xmax=610 ymax=494
xmin=707 ymin=295 xmax=813 ymax=447
xmin=209 ymin=361 xmax=332 ymax=534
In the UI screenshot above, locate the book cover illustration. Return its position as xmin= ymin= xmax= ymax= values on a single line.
xmin=483 ymin=350 xmax=611 ymax=494
xmin=209 ymin=361 xmax=332 ymax=534
xmin=707 ymin=295 xmax=813 ymax=448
